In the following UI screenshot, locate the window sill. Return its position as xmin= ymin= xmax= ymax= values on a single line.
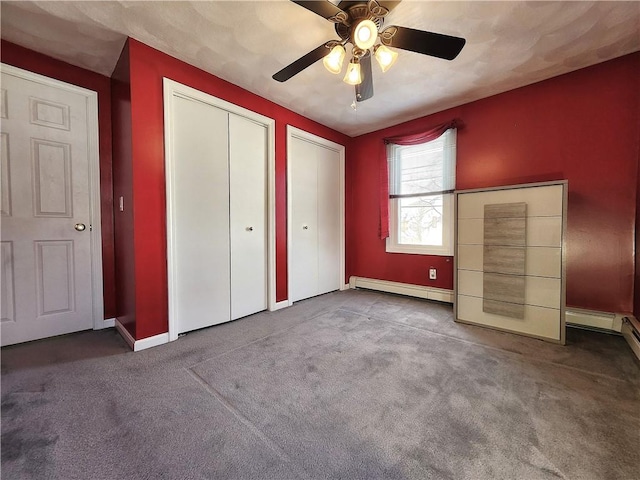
xmin=385 ymin=243 xmax=453 ymax=256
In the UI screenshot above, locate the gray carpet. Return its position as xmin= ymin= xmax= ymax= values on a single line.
xmin=2 ymin=289 xmax=639 ymax=479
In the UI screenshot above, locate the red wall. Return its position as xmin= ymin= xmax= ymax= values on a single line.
xmin=7 ymin=38 xmax=637 ymax=338
xmin=1 ymin=40 xmax=117 ymax=319
xmin=348 ymin=53 xmax=640 ymax=314
xmin=120 ymin=39 xmax=351 ymax=339
xmin=111 ymin=41 xmax=136 ymax=338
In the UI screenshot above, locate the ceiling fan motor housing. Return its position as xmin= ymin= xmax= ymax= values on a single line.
xmin=335 ymin=4 xmax=384 ymax=44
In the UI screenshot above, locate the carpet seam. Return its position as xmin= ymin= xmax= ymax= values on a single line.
xmin=185 ymin=367 xmax=314 ymax=479
xmin=337 ymin=307 xmax=635 ymax=385
xmin=186 ymin=308 xmax=333 ymax=371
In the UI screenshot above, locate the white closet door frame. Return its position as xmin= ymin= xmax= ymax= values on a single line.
xmin=286 ymin=125 xmax=347 ymax=306
xmin=0 ymin=64 xmax=107 ymax=331
xmin=163 ymin=78 xmax=276 ymax=342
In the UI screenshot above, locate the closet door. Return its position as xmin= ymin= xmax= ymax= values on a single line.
xmin=289 ymin=133 xmax=342 ymax=303
xmin=173 ymin=97 xmax=230 ymax=334
xmin=316 ymin=144 xmax=341 ymax=295
xmin=229 ymin=114 xmax=267 ymax=320
xmin=289 ymin=136 xmax=319 ymax=303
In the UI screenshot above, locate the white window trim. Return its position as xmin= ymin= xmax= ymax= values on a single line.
xmin=386 ymin=193 xmax=455 ymax=256
xmin=385 ymin=127 xmax=456 ymax=257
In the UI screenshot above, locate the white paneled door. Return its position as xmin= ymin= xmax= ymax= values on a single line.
xmin=288 ymin=129 xmax=344 ymax=303
xmin=1 ymin=67 xmax=99 ymax=346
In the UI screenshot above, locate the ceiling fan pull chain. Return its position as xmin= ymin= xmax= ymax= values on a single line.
xmin=368 ymin=0 xmax=390 ymax=19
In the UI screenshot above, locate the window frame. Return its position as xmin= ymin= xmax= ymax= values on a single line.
xmin=385 ymin=129 xmax=456 ymax=256
xmin=386 ymin=193 xmax=454 ymax=255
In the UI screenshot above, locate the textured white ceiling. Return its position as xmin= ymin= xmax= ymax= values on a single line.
xmin=2 ymin=1 xmax=639 ymax=136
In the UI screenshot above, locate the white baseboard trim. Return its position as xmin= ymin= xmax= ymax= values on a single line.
xmin=115 ymin=319 xmax=135 ymax=350
xmin=270 ymin=300 xmax=290 ymax=312
xmin=565 ymin=308 xmax=624 ymax=333
xmin=621 ymin=316 xmax=640 ymax=361
xmin=99 ymin=317 xmax=115 ymax=329
xmin=134 ymin=332 xmax=169 ymax=351
xmin=349 ymin=276 xmax=454 ymax=304
xmin=115 ymin=319 xmax=169 ymax=352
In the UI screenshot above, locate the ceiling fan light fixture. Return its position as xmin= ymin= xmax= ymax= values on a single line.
xmin=374 ymin=44 xmax=398 ymax=72
xmin=353 ymin=19 xmax=378 ymax=50
xmin=323 ymin=44 xmax=346 ymax=74
xmin=343 ymin=58 xmax=362 ymax=85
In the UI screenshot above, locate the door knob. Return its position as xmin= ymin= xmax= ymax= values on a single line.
xmin=74 ymin=223 xmax=86 ymax=232
xmin=246 ymin=226 xmax=253 ymax=231
xmin=302 ymin=225 xmax=308 ymax=230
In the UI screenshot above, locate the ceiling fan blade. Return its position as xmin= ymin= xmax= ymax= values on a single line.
xmin=273 ymin=43 xmax=330 ymax=82
xmin=337 ymin=0 xmax=401 ymax=14
xmin=382 ymin=26 xmax=466 ymax=60
xmin=291 ymin=0 xmax=347 ymax=22
xmin=356 ymin=52 xmax=373 ymax=102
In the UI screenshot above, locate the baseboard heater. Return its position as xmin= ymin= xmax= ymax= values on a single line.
xmin=621 ymin=316 xmax=640 ymax=362
xmin=349 ymin=276 xmax=454 ymax=304
xmin=349 ymin=276 xmax=639 ymax=359
xmin=565 ymin=308 xmax=624 ymax=333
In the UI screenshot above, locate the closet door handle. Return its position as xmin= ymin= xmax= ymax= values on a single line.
xmin=246 ymin=226 xmax=253 ymax=231
xmin=302 ymin=225 xmax=308 ymax=230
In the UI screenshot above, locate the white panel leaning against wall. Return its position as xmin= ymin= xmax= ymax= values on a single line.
xmin=455 ymin=181 xmax=567 ymax=344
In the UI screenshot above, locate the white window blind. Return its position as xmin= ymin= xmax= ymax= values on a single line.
xmin=388 ymin=128 xmax=456 ymax=197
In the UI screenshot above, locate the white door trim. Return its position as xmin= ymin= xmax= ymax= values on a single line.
xmin=0 ymin=63 xmax=106 ymax=331
xmin=286 ymin=125 xmax=347 ymax=306
xmin=163 ymin=78 xmax=276 ymax=342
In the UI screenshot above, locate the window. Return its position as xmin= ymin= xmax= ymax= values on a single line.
xmin=386 ymin=128 xmax=456 ymax=255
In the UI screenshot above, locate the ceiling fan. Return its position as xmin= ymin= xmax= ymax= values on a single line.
xmin=272 ymin=0 xmax=466 ymax=102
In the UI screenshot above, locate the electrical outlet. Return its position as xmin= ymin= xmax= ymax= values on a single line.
xmin=429 ymin=267 xmax=437 ymax=280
